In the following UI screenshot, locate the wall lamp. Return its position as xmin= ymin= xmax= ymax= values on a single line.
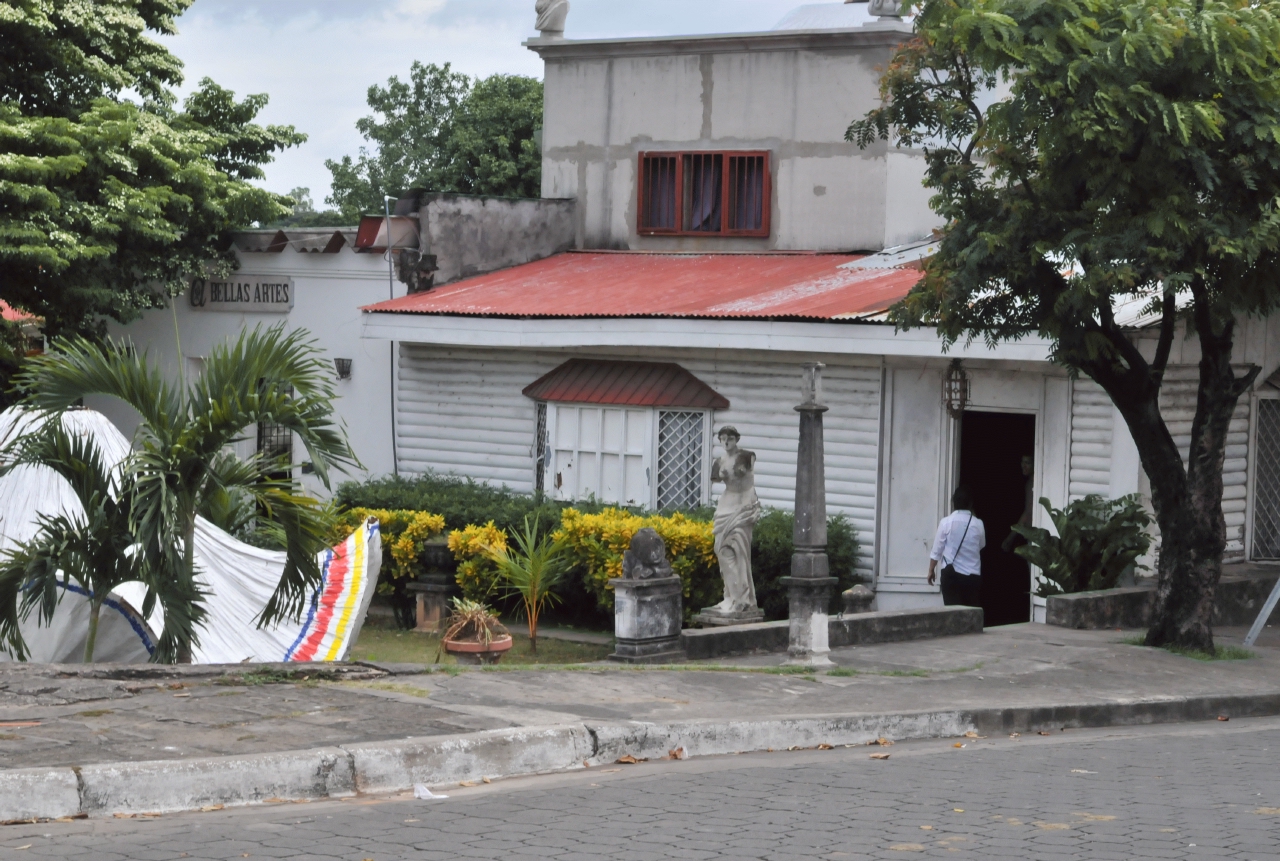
xmin=943 ymin=358 xmax=969 ymax=419
xmin=334 ymin=358 xmax=353 ymax=380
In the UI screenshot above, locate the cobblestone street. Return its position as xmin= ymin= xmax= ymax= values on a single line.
xmin=7 ymin=717 xmax=1280 ymax=860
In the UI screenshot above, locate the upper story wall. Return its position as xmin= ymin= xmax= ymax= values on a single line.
xmin=528 ymin=25 xmax=939 ymax=252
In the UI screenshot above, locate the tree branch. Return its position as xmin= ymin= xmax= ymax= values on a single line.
xmin=1151 ymin=286 xmax=1177 ymax=388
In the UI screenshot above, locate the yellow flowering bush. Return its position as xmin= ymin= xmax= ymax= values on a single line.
xmin=332 ymin=508 xmax=446 ymax=593
xmin=553 ymin=507 xmax=719 ymax=614
xmin=448 ymin=521 xmax=509 ymax=601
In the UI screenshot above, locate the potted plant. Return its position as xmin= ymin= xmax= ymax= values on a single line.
xmin=441 ymin=598 xmax=512 ymax=665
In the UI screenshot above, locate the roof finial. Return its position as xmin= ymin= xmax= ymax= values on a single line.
xmin=535 ymin=0 xmax=570 ymax=39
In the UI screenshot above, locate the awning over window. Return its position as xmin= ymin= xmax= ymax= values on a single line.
xmin=523 ymin=359 xmax=729 ymax=410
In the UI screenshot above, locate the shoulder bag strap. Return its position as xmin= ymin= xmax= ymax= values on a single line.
xmin=944 ymin=515 xmax=974 ymax=568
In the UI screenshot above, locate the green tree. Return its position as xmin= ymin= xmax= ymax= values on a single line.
xmin=16 ymin=325 xmax=357 ymax=662
xmin=325 ymin=62 xmax=542 ymax=218
xmin=0 ymin=0 xmax=304 ymax=337
xmin=0 ymin=417 xmax=201 ymax=662
xmin=850 ymin=0 xmax=1280 ymax=650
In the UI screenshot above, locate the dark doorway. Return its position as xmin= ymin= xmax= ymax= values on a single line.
xmin=957 ymin=411 xmax=1036 ymax=626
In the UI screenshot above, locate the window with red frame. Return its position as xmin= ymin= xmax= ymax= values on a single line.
xmin=637 ymin=151 xmax=770 ymax=237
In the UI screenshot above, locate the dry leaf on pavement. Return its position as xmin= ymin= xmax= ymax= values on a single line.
xmin=870 ymin=753 xmax=891 ymax=760
xmin=616 ymin=755 xmax=647 ymax=764
xmin=953 ymin=743 xmax=966 ymax=748
xmin=665 ymin=747 xmax=686 ymax=760
xmin=817 ymin=743 xmax=834 ymax=750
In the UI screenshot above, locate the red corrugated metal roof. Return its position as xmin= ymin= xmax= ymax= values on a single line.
xmin=523 ymin=359 xmax=730 ymax=409
xmin=361 ymin=251 xmax=921 ymax=320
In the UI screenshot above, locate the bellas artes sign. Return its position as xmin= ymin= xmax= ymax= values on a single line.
xmin=189 ymin=276 xmax=294 ymax=313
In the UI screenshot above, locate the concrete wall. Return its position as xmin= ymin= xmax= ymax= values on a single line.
xmin=529 ymin=28 xmax=939 ymax=252
xmin=99 ymin=239 xmax=404 ymax=498
xmin=419 ymin=194 xmax=576 ymax=286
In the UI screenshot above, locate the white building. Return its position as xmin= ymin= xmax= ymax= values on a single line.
xmin=107 ymin=2 xmax=1280 ymax=626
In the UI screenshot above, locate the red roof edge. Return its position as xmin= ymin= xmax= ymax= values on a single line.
xmin=522 ymin=359 xmax=730 ymax=410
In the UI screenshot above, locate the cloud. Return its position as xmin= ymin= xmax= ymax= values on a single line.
xmin=165 ymin=0 xmax=811 ymax=204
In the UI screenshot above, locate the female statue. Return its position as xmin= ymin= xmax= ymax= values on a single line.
xmin=703 ymin=426 xmax=763 ymax=620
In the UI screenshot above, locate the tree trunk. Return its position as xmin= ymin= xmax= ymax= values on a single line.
xmin=1143 ymin=318 xmax=1254 ymax=651
xmin=84 ymin=598 xmax=102 ymax=664
xmin=528 ymin=600 xmax=538 ymax=656
xmin=1089 ymin=311 xmax=1256 ymax=653
xmin=177 ymin=517 xmax=196 ymax=665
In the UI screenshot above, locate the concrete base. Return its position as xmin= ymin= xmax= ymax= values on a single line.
xmin=680 ymin=605 xmax=984 ymax=661
xmin=611 ymin=576 xmax=684 ymax=663
xmin=1046 ymin=564 xmax=1280 ymax=629
xmin=781 ymin=575 xmax=837 ymax=667
xmin=692 ymin=607 xmax=765 ymax=627
xmin=609 ymin=636 xmax=685 ymax=664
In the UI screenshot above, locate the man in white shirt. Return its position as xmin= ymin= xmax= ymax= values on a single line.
xmin=927 ymin=486 xmax=986 ymax=611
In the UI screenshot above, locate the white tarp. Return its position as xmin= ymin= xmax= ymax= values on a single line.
xmin=0 ymin=408 xmax=380 ymax=664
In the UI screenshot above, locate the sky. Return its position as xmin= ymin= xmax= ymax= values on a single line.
xmin=164 ymin=0 xmax=821 ymax=207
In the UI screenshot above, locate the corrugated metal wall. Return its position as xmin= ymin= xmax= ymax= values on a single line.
xmin=1069 ymin=379 xmax=1113 ymax=498
xmin=396 ymin=345 xmax=882 ymax=578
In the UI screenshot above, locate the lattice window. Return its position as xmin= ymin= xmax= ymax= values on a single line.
xmin=657 ymin=410 xmax=705 ymax=511
xmin=1254 ymin=399 xmax=1280 ymax=558
xmin=534 ymin=402 xmax=548 ymax=494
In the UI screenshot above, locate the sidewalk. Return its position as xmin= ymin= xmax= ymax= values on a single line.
xmin=3 ymin=623 xmax=1280 ymax=820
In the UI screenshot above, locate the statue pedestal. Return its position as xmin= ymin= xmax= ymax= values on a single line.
xmin=406 ymin=578 xmax=454 ymax=632
xmin=610 ymin=576 xmax=684 ymax=663
xmin=692 ymin=606 xmax=765 ymax=627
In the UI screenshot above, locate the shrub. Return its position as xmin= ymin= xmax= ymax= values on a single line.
xmin=335 ymin=473 xmax=564 ymax=534
xmin=1013 ymin=494 xmax=1152 ymax=598
xmin=554 ymin=507 xmax=720 ymax=620
xmin=447 ymin=521 xmax=508 ymax=602
xmin=752 ymin=510 xmax=862 ymax=620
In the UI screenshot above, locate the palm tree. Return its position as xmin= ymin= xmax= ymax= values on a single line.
xmin=15 ymin=324 xmax=358 ymax=662
xmin=0 ymin=418 xmax=199 ymax=662
xmin=485 ymin=516 xmax=569 ymax=655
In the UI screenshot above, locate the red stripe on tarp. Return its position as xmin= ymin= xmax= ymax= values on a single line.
xmin=292 ymin=539 xmax=353 ymax=662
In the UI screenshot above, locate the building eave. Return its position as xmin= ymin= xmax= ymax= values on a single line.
xmin=524 ymin=23 xmax=913 ymax=61
xmin=360 ymin=312 xmax=1055 ymax=362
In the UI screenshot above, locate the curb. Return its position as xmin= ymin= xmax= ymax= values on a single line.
xmin=4 ymin=691 xmax=1279 ymax=820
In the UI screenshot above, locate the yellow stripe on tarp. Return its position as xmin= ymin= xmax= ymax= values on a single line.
xmin=323 ymin=520 xmax=366 ymax=661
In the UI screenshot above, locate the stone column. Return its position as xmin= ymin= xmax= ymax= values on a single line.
xmin=781 ymin=363 xmax=837 ymax=667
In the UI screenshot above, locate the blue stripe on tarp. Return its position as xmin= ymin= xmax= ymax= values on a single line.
xmin=55 ymin=580 xmax=156 ymax=656
xmin=283 ymin=547 xmax=332 ymax=661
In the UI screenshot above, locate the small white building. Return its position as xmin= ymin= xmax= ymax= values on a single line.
xmin=356 ymin=6 xmax=1280 ymax=626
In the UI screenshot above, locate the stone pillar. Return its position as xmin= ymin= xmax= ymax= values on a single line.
xmin=609 ymin=528 xmax=685 ymax=663
xmin=781 ymin=363 xmax=837 ymax=667
xmin=408 ymin=538 xmax=457 ymax=632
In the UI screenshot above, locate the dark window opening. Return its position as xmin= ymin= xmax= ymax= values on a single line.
xmin=534 ymin=401 xmax=548 ymax=494
xmin=638 ymin=150 xmax=770 ymax=237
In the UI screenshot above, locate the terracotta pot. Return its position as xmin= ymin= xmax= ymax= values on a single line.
xmin=443 ymin=634 xmax=513 ymax=665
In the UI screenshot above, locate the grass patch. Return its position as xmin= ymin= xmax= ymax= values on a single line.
xmin=75 ymin=709 xmax=113 ymax=718
xmin=877 ymin=669 xmax=930 ymax=677
xmin=826 ymin=668 xmax=859 ymax=677
xmin=349 ymin=628 xmax=612 ymax=666
xmin=213 ymin=668 xmax=337 ymax=687
xmin=1122 ymin=635 xmax=1254 ymax=661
